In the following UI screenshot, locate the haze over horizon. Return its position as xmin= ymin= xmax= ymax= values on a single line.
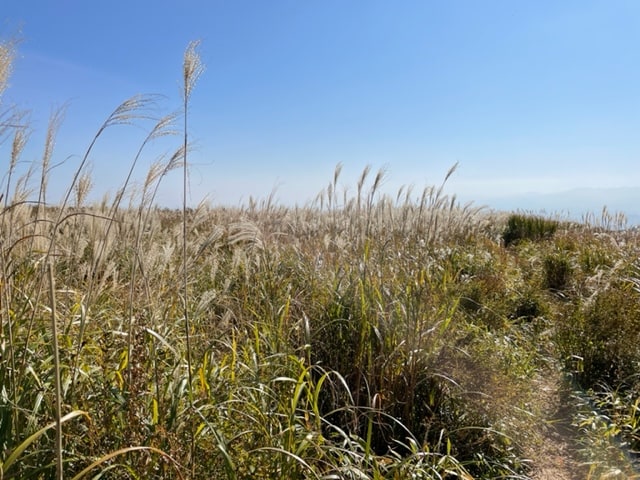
xmin=2 ymin=1 xmax=639 ymax=223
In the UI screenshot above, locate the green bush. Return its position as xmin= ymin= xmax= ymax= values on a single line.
xmin=559 ymin=282 xmax=640 ymax=391
xmin=543 ymin=253 xmax=572 ymax=292
xmin=502 ymin=214 xmax=558 ymax=247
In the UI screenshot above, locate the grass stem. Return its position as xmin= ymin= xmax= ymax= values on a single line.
xmin=48 ymin=261 xmax=63 ymax=480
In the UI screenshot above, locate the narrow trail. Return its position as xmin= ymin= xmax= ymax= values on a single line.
xmin=526 ymin=368 xmax=588 ymax=480
xmin=525 ymin=365 xmax=640 ymax=480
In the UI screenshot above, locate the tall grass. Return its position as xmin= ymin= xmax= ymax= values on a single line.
xmin=3 ymin=35 xmax=640 ymax=479
xmin=47 ymin=262 xmax=63 ymax=480
xmin=181 ymin=39 xmax=204 ymax=478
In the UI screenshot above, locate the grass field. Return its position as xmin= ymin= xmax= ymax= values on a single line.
xmin=2 ymin=38 xmax=640 ymax=479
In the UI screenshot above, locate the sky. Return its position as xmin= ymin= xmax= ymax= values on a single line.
xmin=2 ymin=1 xmax=640 ymax=219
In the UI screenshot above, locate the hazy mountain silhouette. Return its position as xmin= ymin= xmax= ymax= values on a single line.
xmin=474 ymin=187 xmax=640 ymax=226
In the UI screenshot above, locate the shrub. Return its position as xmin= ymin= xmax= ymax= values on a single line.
xmin=559 ymin=282 xmax=640 ymax=391
xmin=502 ymin=214 xmax=558 ymax=247
xmin=543 ymin=253 xmax=573 ymax=292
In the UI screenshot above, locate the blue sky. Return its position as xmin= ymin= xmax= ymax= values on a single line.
xmin=2 ymin=1 xmax=640 ymax=215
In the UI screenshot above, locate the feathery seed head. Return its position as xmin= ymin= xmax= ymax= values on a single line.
xmin=183 ymin=40 xmax=204 ymax=102
xmin=0 ymin=39 xmax=16 ymax=98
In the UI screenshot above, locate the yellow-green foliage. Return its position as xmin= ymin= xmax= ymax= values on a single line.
xmin=502 ymin=213 xmax=559 ymax=247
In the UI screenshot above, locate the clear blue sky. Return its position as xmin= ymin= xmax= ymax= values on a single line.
xmin=2 ymin=1 xmax=640 ymax=211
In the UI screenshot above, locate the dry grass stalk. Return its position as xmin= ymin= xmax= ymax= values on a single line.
xmin=182 ymin=39 xmax=204 ymax=477
xmin=38 ymin=105 xmax=67 ymax=206
xmin=47 ymin=262 xmax=64 ymax=480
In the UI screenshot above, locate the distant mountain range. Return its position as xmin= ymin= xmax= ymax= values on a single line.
xmin=470 ymin=187 xmax=640 ymax=226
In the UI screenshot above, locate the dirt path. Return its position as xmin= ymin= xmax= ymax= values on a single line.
xmin=526 ymin=369 xmax=588 ymax=480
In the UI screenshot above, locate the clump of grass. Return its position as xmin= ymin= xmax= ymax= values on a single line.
xmin=502 ymin=213 xmax=559 ymax=247
xmin=572 ymin=384 xmax=640 ymax=478
xmin=543 ymin=251 xmax=573 ymax=292
xmin=558 ymin=279 xmax=640 ymax=391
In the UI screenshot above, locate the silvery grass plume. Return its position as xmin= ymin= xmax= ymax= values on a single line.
xmin=1 ymin=38 xmax=27 ymax=168
xmin=4 ymin=113 xmax=29 ymax=208
xmin=38 ymin=105 xmax=66 ymax=206
xmin=183 ymin=40 xmax=205 ymax=104
xmin=0 ymin=38 xmax=16 ymax=98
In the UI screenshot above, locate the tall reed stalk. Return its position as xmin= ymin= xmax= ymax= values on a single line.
xmin=60 ymin=94 xmax=156 ymax=397
xmin=47 ymin=262 xmax=63 ymax=480
xmin=182 ymin=39 xmax=204 ymax=477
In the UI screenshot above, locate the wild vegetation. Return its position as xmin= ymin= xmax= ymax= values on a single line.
xmin=1 ymin=38 xmax=640 ymax=479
